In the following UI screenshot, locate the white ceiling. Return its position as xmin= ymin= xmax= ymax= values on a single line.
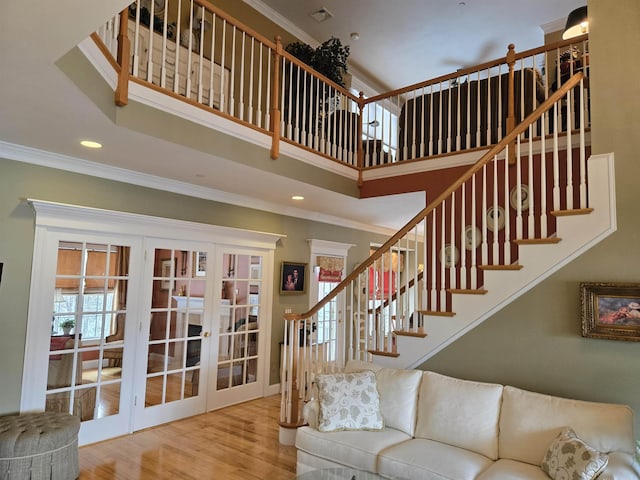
xmin=254 ymin=0 xmax=585 ymax=91
xmin=0 ymin=0 xmax=584 ymax=233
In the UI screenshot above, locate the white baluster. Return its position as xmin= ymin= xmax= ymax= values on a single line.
xmin=540 ymin=114 xmax=548 ymax=238
xmin=553 ymin=101 xmax=560 ymax=211
xmin=440 ymin=203 xmax=446 ymax=310
xmin=470 ymin=173 xmax=477 ymax=289
xmin=503 ymin=148 xmax=511 ymax=265
xmin=492 ymin=156 xmax=499 ymax=264
xmin=449 ymin=192 xmax=456 ymax=289
xmin=527 ymin=126 xmax=536 ymax=237
xmin=515 ymin=137 xmax=523 ymax=239
xmin=459 ymin=183 xmax=467 ymax=289
xmin=481 ymin=164 xmax=488 ymax=266
xmin=430 ymin=212 xmax=437 ymax=310
xmin=579 ymin=78 xmax=587 ymax=208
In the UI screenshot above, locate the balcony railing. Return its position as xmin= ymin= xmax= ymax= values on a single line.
xmin=94 ymin=0 xmax=589 ymax=174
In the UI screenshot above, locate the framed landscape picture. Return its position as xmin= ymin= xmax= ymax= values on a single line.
xmin=280 ymin=261 xmax=307 ymax=294
xmin=580 ymin=282 xmax=640 ymax=341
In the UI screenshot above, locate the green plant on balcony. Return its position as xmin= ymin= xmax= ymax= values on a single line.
xmin=286 ymin=37 xmax=350 ymax=88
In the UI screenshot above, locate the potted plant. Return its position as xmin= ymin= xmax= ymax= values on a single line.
xmin=61 ymin=319 xmax=75 ymax=335
xmin=284 ymin=37 xmax=351 ymax=136
xmin=285 ymin=37 xmax=350 ymax=88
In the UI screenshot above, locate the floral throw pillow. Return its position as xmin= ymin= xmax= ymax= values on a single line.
xmin=316 ymin=370 xmax=383 ymax=432
xmin=541 ymin=427 xmax=609 ymax=480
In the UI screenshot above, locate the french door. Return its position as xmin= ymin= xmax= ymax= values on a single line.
xmin=133 ymin=240 xmax=213 ymax=429
xmin=24 ymin=200 xmax=279 ymax=445
xmin=23 ymin=230 xmax=143 ymax=445
xmin=207 ymin=248 xmax=266 ymax=410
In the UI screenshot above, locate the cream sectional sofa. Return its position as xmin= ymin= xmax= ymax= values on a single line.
xmin=296 ymin=361 xmax=639 ymax=479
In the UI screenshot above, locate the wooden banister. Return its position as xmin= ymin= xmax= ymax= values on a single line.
xmin=297 ymin=72 xmax=585 ymax=320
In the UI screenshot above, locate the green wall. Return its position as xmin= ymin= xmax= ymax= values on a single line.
xmin=0 ymin=158 xmax=386 ymax=414
xmin=422 ymin=0 xmax=640 ymax=436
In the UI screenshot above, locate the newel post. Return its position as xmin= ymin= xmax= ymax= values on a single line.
xmin=115 ymin=8 xmax=130 ymax=106
xmin=279 ymin=312 xmax=303 ymax=445
xmin=506 ymin=43 xmax=516 ymax=164
xmin=270 ymin=36 xmax=283 ymax=160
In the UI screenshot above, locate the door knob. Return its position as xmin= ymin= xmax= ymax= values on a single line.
xmin=203 ymin=331 xmax=210 ymax=337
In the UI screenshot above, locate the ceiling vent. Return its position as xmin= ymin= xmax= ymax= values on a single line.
xmin=310 ymin=7 xmax=334 ymax=23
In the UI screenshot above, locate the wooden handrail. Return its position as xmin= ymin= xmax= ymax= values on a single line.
xmin=363 ymin=33 xmax=588 ymax=106
xmin=193 ymin=0 xmax=277 ymax=51
xmin=298 ymin=72 xmax=585 ymax=320
xmin=279 ymin=49 xmax=360 ymax=104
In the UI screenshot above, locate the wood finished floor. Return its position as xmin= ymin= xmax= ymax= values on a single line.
xmin=79 ymin=394 xmax=297 ymax=480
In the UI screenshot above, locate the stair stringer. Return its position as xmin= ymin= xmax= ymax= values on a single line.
xmin=371 ymin=152 xmax=617 ymax=370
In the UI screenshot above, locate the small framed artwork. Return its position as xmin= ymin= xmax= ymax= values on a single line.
xmin=280 ymin=261 xmax=307 ymax=294
xmin=193 ymin=251 xmax=207 ymax=277
xmin=580 ymin=282 xmax=640 ymax=341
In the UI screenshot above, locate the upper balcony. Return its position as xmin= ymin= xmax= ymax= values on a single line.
xmin=90 ymin=0 xmax=590 ymax=200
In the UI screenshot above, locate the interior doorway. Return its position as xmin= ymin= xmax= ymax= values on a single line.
xmin=23 ymin=200 xmax=280 ymax=445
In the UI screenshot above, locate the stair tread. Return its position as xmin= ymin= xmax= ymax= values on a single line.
xmin=394 ymin=329 xmax=428 ymax=338
xmin=417 ymin=310 xmax=456 ymax=317
xmin=514 ymin=237 xmax=562 ymax=245
xmin=552 ymin=208 xmax=594 ymax=216
xmin=448 ymin=288 xmax=488 ymax=294
xmin=479 ymin=264 xmax=523 ymax=270
xmin=367 ymin=349 xmax=400 ymax=358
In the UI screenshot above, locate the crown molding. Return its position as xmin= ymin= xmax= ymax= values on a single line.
xmin=0 ymin=141 xmax=395 ymax=236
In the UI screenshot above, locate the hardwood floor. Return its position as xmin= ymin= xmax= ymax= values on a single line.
xmin=79 ymin=395 xmax=298 ymax=479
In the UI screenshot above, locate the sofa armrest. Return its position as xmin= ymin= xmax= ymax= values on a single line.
xmin=303 ymin=399 xmax=320 ymax=429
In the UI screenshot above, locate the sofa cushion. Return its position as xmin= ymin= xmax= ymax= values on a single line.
xmin=378 ymin=438 xmax=494 ymax=480
xmin=415 ymin=371 xmax=504 ymax=460
xmin=344 ymin=360 xmax=383 ymax=374
xmin=541 ymin=428 xmax=608 ymax=480
xmin=499 ymin=386 xmax=636 ymax=466
xmin=343 ymin=362 xmax=422 ymax=436
xmin=316 ymin=371 xmax=383 ymax=432
xmin=295 ymin=425 xmax=411 ymax=473
xmin=374 ymin=368 xmax=423 ymax=437
xmin=476 ymin=459 xmax=550 ymax=480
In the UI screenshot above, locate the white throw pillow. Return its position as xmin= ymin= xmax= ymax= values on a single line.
xmin=316 ymin=370 xmax=384 ymax=432
xmin=541 ymin=427 xmax=609 ymax=480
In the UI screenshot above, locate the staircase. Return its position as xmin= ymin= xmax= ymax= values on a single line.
xmin=279 ymin=74 xmax=616 ymax=428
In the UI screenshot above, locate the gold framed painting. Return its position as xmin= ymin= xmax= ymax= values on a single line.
xmin=580 ymin=282 xmax=640 ymax=341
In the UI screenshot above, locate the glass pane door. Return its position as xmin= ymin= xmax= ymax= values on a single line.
xmin=134 ymin=245 xmax=210 ymax=430
xmin=48 ymin=240 xmax=133 ymax=440
xmin=210 ymin=252 xmax=264 ymax=408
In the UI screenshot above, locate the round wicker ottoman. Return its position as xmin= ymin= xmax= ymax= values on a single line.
xmin=0 ymin=412 xmax=80 ymax=480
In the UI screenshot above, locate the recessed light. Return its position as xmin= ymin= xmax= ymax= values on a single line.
xmin=291 ymin=195 xmax=304 ymax=201
xmin=80 ymin=140 xmax=102 ymax=149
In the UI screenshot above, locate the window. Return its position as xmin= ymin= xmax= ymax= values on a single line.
xmin=53 ymin=292 xmax=115 ymax=340
xmin=52 ymin=242 xmax=127 ymax=341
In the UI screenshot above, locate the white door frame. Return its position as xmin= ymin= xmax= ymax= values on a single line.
xmin=23 ymin=199 xmax=283 ymax=445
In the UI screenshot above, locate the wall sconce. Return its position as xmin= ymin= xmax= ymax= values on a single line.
xmin=563 ymin=6 xmax=588 ymax=40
